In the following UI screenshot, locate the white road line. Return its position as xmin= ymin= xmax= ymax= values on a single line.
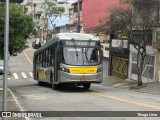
xmin=29 ymin=72 xmax=33 ymax=78
xmin=21 ymin=72 xmax=27 ymax=79
xmin=13 ymin=73 xmax=19 ymax=79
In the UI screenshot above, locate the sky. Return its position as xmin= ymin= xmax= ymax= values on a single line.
xmin=23 ymin=0 xmax=77 ymax=4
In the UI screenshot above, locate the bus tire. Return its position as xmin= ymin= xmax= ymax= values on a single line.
xmin=38 ymin=81 xmax=44 ymax=86
xmin=52 ymin=83 xmax=59 ymax=90
xmin=83 ymin=83 xmax=91 ymax=90
xmin=50 ymin=73 xmax=59 ymax=90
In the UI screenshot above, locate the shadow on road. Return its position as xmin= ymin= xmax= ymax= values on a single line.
xmin=38 ymin=83 xmax=92 ymax=93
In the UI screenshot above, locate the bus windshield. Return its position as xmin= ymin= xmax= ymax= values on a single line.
xmin=61 ymin=47 xmax=102 ymax=66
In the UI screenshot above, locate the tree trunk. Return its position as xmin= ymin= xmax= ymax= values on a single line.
xmin=137 ymin=50 xmax=146 ymax=86
xmin=137 ymin=52 xmax=143 ymax=86
xmin=137 ymin=65 xmax=143 ymax=86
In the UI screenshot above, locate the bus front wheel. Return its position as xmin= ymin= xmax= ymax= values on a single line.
xmin=83 ymin=83 xmax=91 ymax=90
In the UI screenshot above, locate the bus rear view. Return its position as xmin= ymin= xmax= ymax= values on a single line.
xmin=33 ymin=33 xmax=103 ymax=90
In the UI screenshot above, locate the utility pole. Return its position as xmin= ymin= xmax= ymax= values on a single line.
xmin=77 ymin=0 xmax=80 ymax=33
xmin=3 ymin=1 xmax=9 ymax=119
xmin=2 ymin=1 xmax=23 ymax=120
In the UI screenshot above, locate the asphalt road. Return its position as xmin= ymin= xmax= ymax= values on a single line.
xmin=1 ymin=47 xmax=160 ymax=120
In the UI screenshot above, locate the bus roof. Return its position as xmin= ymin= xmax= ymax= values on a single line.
xmin=56 ymin=33 xmax=99 ymax=41
xmin=34 ymin=33 xmax=100 ymax=54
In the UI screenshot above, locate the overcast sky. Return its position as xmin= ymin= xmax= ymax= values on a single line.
xmin=23 ymin=0 xmax=77 ymax=4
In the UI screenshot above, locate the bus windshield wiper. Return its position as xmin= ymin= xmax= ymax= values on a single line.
xmin=71 ymin=39 xmax=78 ymax=61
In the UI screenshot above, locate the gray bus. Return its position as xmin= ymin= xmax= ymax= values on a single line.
xmin=33 ymin=33 xmax=103 ymax=90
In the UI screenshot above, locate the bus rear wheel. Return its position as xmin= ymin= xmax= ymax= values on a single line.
xmin=83 ymin=83 xmax=91 ymax=90
xmin=52 ymin=83 xmax=60 ymax=90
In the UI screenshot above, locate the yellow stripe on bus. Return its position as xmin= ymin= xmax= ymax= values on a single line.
xmin=38 ymin=70 xmax=46 ymax=78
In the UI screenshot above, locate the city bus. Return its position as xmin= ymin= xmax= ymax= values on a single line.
xmin=33 ymin=33 xmax=103 ymax=90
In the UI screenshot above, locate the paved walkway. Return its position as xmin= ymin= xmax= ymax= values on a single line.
xmin=0 ymin=89 xmax=25 ymax=120
xmin=102 ymin=76 xmax=160 ymax=95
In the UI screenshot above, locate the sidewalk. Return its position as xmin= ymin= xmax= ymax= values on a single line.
xmin=0 ymin=90 xmax=25 ymax=120
xmin=102 ymin=76 xmax=160 ymax=95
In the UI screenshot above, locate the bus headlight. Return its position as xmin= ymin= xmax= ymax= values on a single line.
xmin=60 ymin=66 xmax=70 ymax=73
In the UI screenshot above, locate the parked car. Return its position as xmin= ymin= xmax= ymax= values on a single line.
xmin=32 ymin=39 xmax=41 ymax=49
xmin=0 ymin=60 xmax=4 ymax=74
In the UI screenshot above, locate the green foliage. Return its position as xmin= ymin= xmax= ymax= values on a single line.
xmin=58 ymin=7 xmax=65 ymax=13
xmin=0 ymin=3 xmax=36 ymax=57
xmin=44 ymin=0 xmax=65 ymax=16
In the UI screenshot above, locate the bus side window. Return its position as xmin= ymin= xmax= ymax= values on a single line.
xmin=38 ymin=52 xmax=42 ymax=67
xmin=48 ymin=48 xmax=50 ymax=66
xmin=49 ymin=47 xmax=52 ymax=66
xmin=37 ymin=54 xmax=39 ymax=64
xmin=51 ymin=45 xmax=54 ymax=66
xmin=60 ymin=47 xmax=65 ymax=63
xmin=42 ymin=50 xmax=45 ymax=67
xmin=45 ymin=49 xmax=48 ymax=67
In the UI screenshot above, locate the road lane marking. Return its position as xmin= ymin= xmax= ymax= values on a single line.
xmin=90 ymin=91 xmax=160 ymax=110
xmin=13 ymin=73 xmax=19 ymax=79
xmin=21 ymin=72 xmax=27 ymax=79
xmin=23 ymin=51 xmax=33 ymax=65
xmin=29 ymin=72 xmax=33 ymax=78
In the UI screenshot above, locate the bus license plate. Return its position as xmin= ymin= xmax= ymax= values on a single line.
xmin=69 ymin=68 xmax=97 ymax=74
xmin=80 ymin=77 xmax=88 ymax=81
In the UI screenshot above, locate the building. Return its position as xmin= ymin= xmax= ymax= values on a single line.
xmin=22 ymin=0 xmax=68 ymax=43
xmin=68 ymin=0 xmax=82 ymax=33
xmin=22 ymin=0 xmax=58 ymax=43
xmin=47 ymin=3 xmax=71 ymax=37
xmin=82 ymin=0 xmax=131 ymax=79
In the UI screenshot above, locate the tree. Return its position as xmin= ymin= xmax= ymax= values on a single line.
xmin=0 ymin=3 xmax=36 ymax=58
xmin=107 ymin=0 xmax=160 ymax=86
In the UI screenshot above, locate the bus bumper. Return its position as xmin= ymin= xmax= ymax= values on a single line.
xmin=58 ymin=71 xmax=103 ymax=83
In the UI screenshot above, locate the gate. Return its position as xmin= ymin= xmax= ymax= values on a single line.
xmin=111 ymin=56 xmax=128 ymax=79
